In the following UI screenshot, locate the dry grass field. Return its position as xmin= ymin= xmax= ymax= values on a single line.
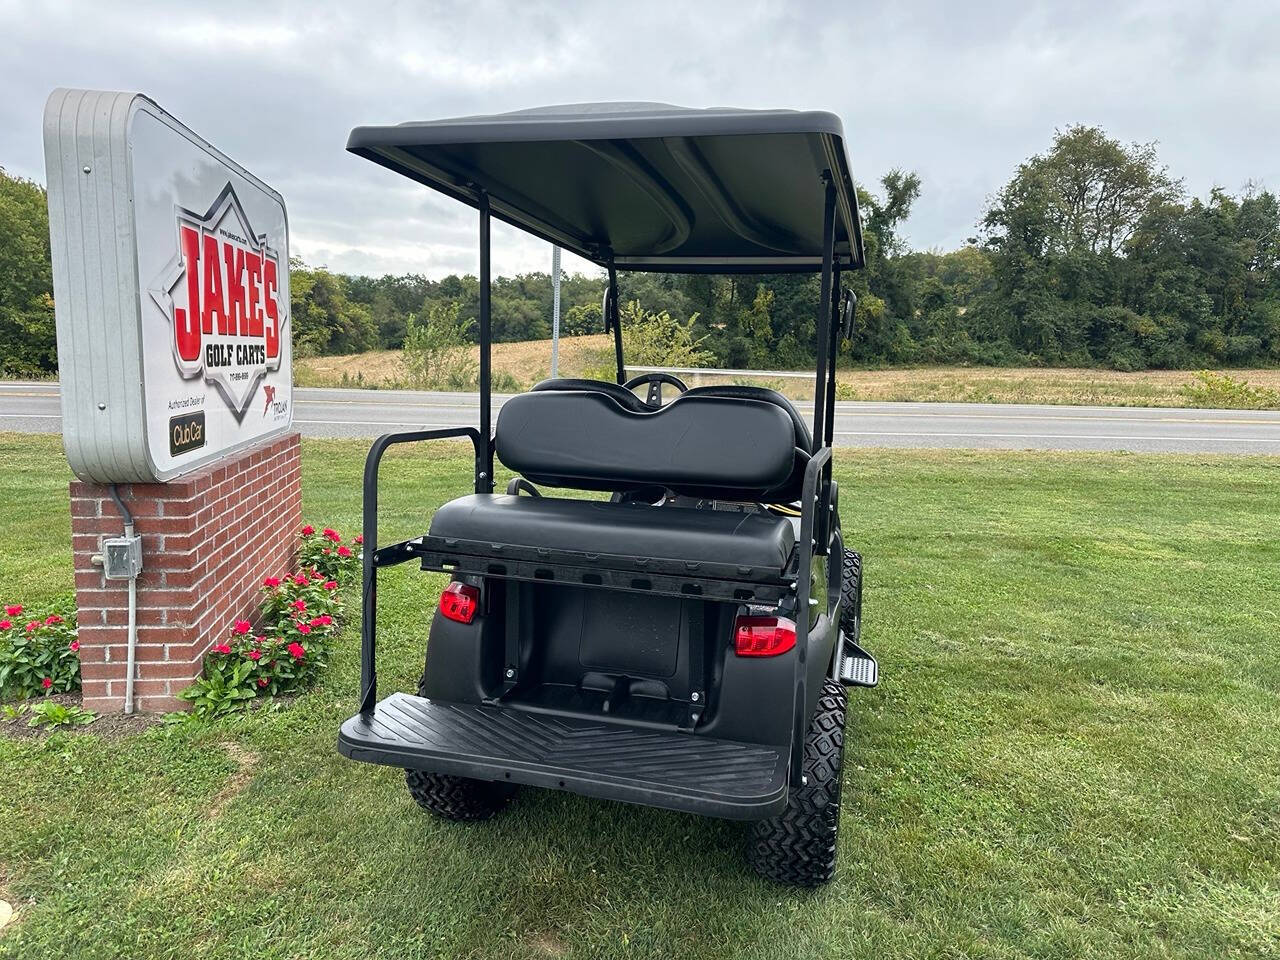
xmin=295 ymin=335 xmax=1280 ymax=408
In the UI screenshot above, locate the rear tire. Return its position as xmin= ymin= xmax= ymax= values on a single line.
xmin=404 ymin=768 xmax=517 ymax=821
xmin=405 ymin=676 xmax=517 ymax=821
xmin=746 ymin=678 xmax=847 ymax=887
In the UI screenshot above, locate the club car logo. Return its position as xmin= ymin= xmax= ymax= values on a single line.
xmin=149 ymin=184 xmax=286 ymax=419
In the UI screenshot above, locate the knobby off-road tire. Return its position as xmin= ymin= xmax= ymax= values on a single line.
xmin=404 ymin=679 xmax=517 ymax=821
xmin=404 ymin=768 xmax=517 ymax=821
xmin=746 ymin=678 xmax=848 ymax=887
xmin=840 ymin=549 xmax=862 ymax=646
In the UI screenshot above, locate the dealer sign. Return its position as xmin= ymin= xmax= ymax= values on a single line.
xmin=44 ymin=88 xmax=292 ymax=482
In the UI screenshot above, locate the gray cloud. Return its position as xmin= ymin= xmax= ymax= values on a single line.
xmin=3 ymin=0 xmax=1276 ymax=277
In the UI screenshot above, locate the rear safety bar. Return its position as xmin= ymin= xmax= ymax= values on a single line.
xmin=360 ymin=426 xmax=487 ymax=715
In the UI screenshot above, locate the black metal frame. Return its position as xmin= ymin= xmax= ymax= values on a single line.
xmin=358 ymin=169 xmax=847 ymax=790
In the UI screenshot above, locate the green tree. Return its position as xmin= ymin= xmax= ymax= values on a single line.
xmin=0 ymin=169 xmax=57 ymax=374
xmin=401 ymin=300 xmax=478 ymax=390
xmin=619 ymin=300 xmax=712 ymax=367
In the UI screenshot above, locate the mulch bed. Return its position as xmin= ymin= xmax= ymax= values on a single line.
xmin=0 ymin=692 xmax=162 ymax=741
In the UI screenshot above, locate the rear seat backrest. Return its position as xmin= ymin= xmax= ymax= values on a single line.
xmin=495 ymin=389 xmax=797 ymax=500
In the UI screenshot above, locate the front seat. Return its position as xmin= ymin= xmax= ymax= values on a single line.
xmin=530 ymin=377 xmax=648 ymax=412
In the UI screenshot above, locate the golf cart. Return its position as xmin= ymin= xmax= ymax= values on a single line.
xmin=337 ymin=103 xmax=878 ymax=886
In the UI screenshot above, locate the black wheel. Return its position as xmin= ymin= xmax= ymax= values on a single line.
xmin=840 ymin=549 xmax=862 ymax=645
xmin=404 ymin=768 xmax=517 ymax=821
xmin=405 ymin=677 xmax=517 ymax=821
xmin=746 ymin=678 xmax=847 ymax=887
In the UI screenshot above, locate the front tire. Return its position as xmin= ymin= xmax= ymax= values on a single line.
xmin=840 ymin=549 xmax=862 ymax=645
xmin=746 ymin=678 xmax=847 ymax=886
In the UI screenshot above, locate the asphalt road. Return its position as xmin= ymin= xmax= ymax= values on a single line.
xmin=2 ymin=382 xmax=1279 ymax=454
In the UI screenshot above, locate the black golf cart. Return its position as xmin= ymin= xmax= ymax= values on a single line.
xmin=337 ymin=103 xmax=878 ymax=886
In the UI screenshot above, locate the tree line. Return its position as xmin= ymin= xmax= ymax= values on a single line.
xmin=3 ymin=123 xmax=1277 ymax=375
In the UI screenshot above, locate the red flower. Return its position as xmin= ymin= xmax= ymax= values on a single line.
xmin=337 ymin=546 xmax=352 ymax=558
xmin=296 ymin=622 xmax=312 ymax=635
xmin=212 ymin=643 xmax=232 ymax=655
xmin=310 ymin=614 xmax=333 ymax=627
xmin=301 ymin=524 xmax=315 ymax=536
xmin=322 ymin=547 xmax=331 ymax=555
xmin=246 ymin=649 xmax=262 ymax=661
xmin=258 ymin=677 xmax=269 ymax=687
xmin=263 ymin=576 xmax=281 ymax=588
xmin=322 ymin=581 xmax=338 ymax=591
xmin=0 ymin=620 xmax=10 ymax=631
xmin=287 ymin=641 xmax=306 ymax=660
xmin=4 ymin=604 xmax=21 ymax=616
xmin=26 ymin=621 xmax=39 ymax=632
xmin=69 ymin=640 xmax=80 ymax=652
xmin=45 ymin=614 xmax=63 ymax=625
xmin=232 ymin=619 xmax=252 ymax=635
xmin=354 ymin=534 xmax=363 ymax=545
xmin=323 ymin=528 xmax=341 ymax=542
xmin=41 ymin=677 xmax=52 ymax=689
xmin=293 ymin=574 xmax=309 ymax=586
xmin=291 ymin=599 xmax=306 ymax=612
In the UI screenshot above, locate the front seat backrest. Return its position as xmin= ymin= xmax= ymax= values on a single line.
xmin=530 ymin=377 xmax=648 ymax=412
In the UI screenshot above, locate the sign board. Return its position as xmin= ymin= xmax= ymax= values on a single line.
xmin=43 ymin=88 xmax=292 ymax=482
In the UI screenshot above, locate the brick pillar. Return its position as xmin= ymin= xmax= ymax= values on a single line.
xmin=70 ymin=433 xmax=302 ymax=713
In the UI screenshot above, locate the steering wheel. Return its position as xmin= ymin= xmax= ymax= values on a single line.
xmin=623 ymin=372 xmax=689 ymax=409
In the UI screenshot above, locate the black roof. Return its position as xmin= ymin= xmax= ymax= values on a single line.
xmin=347 ymin=102 xmax=864 ymax=273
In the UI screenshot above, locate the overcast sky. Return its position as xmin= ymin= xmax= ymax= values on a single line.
xmin=3 ymin=0 xmax=1277 ymax=280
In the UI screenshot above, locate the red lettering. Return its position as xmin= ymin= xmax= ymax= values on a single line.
xmin=175 ymin=225 xmax=202 ymax=362
xmin=223 ymin=244 xmax=247 ymax=336
xmin=246 ymin=251 xmax=264 ymax=338
xmin=263 ymin=257 xmax=279 ymax=359
xmin=201 ymin=232 xmax=229 ymax=335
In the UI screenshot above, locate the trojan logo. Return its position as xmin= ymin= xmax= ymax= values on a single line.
xmin=149 ymin=184 xmax=287 ymax=420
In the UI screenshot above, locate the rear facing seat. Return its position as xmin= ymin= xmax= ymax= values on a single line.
xmin=430 ymin=494 xmax=795 ymax=574
xmin=421 ymin=383 xmax=802 ymax=584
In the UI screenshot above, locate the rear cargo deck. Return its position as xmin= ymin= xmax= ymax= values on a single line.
xmin=339 ymin=692 xmax=789 ymax=819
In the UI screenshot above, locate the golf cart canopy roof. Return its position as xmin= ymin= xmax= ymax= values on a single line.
xmin=347 ymin=102 xmax=864 ymax=273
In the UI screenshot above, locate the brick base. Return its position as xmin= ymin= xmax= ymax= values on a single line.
xmin=70 ymin=433 xmax=302 ymax=713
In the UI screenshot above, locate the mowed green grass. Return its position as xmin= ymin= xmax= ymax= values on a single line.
xmin=0 ymin=432 xmax=1277 ymax=959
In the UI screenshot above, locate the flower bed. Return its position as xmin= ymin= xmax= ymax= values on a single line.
xmin=0 ymin=598 xmax=80 ymax=700
xmin=178 ymin=524 xmax=362 ymax=718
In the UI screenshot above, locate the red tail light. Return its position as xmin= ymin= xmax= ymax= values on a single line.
xmin=734 ymin=615 xmax=797 ymax=657
xmin=439 ymin=582 xmax=481 ymax=624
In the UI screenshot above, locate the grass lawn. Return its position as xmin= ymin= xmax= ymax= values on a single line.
xmin=293 ymin=335 xmax=1280 ymax=409
xmin=1 ymin=432 xmax=1278 ymax=959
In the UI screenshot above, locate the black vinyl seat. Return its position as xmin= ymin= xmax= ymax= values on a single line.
xmin=430 ymin=494 xmax=796 ymax=574
xmin=525 ymin=379 xmax=812 ymax=503
xmin=530 ymin=377 xmax=648 ymax=412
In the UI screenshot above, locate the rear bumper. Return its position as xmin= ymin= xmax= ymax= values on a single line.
xmin=339 ymin=692 xmax=789 ymax=820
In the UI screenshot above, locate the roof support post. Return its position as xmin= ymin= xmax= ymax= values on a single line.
xmin=607 ymin=262 xmax=624 ymax=385
xmin=812 ymin=175 xmax=837 ymax=446
xmin=477 ymin=191 xmax=495 ymax=493
xmin=825 ymin=263 xmax=842 ymax=451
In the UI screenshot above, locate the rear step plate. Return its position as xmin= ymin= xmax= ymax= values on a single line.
xmin=839 ymin=647 xmax=879 ymax=687
xmin=339 ymin=693 xmax=788 ymax=820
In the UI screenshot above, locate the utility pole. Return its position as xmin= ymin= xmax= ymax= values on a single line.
xmin=550 ymin=245 xmax=561 ymax=378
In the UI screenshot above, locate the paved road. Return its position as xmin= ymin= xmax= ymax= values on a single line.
xmin=3 ymin=382 xmax=1279 ymax=454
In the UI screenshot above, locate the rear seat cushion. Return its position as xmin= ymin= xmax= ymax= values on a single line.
xmin=429 ymin=495 xmax=796 ymax=573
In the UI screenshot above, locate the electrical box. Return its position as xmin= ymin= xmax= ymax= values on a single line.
xmin=102 ymin=534 xmax=144 ymax=580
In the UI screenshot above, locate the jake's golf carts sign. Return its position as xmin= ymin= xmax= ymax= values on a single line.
xmin=44 ymin=88 xmax=292 ymax=482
